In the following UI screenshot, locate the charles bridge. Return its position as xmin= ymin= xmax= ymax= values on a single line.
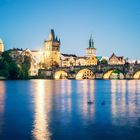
xmin=39 ymin=64 xmax=140 ymax=80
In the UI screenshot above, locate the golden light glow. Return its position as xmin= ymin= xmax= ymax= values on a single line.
xmin=103 ymin=70 xmax=113 ymax=79
xmin=54 ymin=70 xmax=68 ymax=79
xmin=111 ymin=80 xmax=140 ymax=126
xmin=111 ymin=80 xmax=117 ymax=117
xmin=59 ymin=80 xmax=72 ymax=114
xmin=0 ymin=81 xmax=5 ymax=134
xmin=76 ymin=69 xmax=95 ymax=80
xmin=133 ymin=71 xmax=140 ymax=79
xmin=127 ymin=81 xmax=136 ymax=117
xmin=77 ymin=80 xmax=95 ymax=119
xmin=103 ymin=70 xmax=124 ymax=79
xmin=111 ymin=80 xmax=127 ymax=125
xmin=32 ymin=80 xmax=51 ymax=140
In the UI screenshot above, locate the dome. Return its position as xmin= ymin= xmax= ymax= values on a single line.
xmin=0 ymin=38 xmax=3 ymax=44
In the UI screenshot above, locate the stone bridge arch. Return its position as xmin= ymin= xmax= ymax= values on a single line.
xmin=133 ymin=70 xmax=140 ymax=79
xmin=54 ymin=70 xmax=68 ymax=79
xmin=75 ymin=68 xmax=95 ymax=80
xmin=103 ymin=68 xmax=124 ymax=79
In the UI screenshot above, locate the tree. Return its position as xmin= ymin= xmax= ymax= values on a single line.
xmin=0 ymin=51 xmax=20 ymax=79
xmin=19 ymin=55 xmax=31 ymax=79
xmin=100 ymin=59 xmax=108 ymax=64
xmin=8 ymin=62 xmax=20 ymax=79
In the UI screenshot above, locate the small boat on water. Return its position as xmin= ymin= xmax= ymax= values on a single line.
xmin=87 ymin=100 xmax=94 ymax=105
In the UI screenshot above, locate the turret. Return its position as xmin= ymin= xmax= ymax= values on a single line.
xmin=48 ymin=29 xmax=55 ymax=41
xmin=58 ymin=38 xmax=61 ymax=44
xmin=55 ymin=36 xmax=58 ymax=41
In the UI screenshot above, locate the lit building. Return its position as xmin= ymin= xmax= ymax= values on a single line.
xmin=9 ymin=48 xmax=43 ymax=76
xmin=0 ymin=38 xmax=4 ymax=52
xmin=109 ymin=53 xmax=125 ymax=65
xmin=86 ymin=56 xmax=97 ymax=66
xmin=61 ymin=54 xmax=77 ymax=67
xmin=9 ymin=48 xmax=23 ymax=63
xmin=86 ymin=35 xmax=96 ymax=57
xmin=44 ymin=29 xmax=61 ymax=68
xmin=76 ymin=57 xmax=87 ymax=66
xmin=29 ymin=50 xmax=43 ymax=76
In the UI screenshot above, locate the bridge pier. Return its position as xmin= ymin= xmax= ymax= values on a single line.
xmin=125 ymin=73 xmax=134 ymax=80
xmin=95 ymin=73 xmax=103 ymax=79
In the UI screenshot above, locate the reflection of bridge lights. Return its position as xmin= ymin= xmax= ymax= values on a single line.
xmin=0 ymin=81 xmax=5 ymax=134
xmin=60 ymin=80 xmax=72 ymax=113
xmin=77 ymin=80 xmax=95 ymax=119
xmin=128 ymin=80 xmax=136 ymax=93
xmin=111 ymin=80 xmax=140 ymax=126
xmin=111 ymin=80 xmax=117 ymax=117
xmin=120 ymin=81 xmax=126 ymax=113
xmin=32 ymin=80 xmax=51 ymax=140
xmin=111 ymin=81 xmax=127 ymax=121
xmin=127 ymin=81 xmax=136 ymax=117
xmin=88 ymin=80 xmax=95 ymax=116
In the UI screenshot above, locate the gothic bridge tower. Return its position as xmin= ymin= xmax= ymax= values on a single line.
xmin=44 ymin=29 xmax=61 ymax=68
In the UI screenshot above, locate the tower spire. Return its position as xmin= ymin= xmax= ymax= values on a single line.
xmin=55 ymin=36 xmax=58 ymax=41
xmin=89 ymin=34 xmax=94 ymax=48
xmin=48 ymin=29 xmax=55 ymax=41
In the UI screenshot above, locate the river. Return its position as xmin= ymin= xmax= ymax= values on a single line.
xmin=0 ymin=80 xmax=140 ymax=140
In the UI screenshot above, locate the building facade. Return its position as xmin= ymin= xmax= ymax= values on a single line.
xmin=44 ymin=29 xmax=61 ymax=68
xmin=109 ymin=53 xmax=125 ymax=65
xmin=9 ymin=48 xmax=43 ymax=76
xmin=28 ymin=50 xmax=43 ymax=76
xmin=86 ymin=56 xmax=97 ymax=66
xmin=61 ymin=54 xmax=77 ymax=67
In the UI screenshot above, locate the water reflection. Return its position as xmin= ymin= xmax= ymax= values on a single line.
xmin=32 ymin=80 xmax=73 ymax=139
xmin=111 ymin=80 xmax=140 ymax=126
xmin=77 ymin=80 xmax=95 ymax=120
xmin=60 ymin=80 xmax=72 ymax=114
xmin=0 ymin=81 xmax=5 ymax=134
xmin=32 ymin=80 xmax=52 ymax=140
xmin=111 ymin=81 xmax=126 ymax=119
xmin=1 ymin=80 xmax=140 ymax=139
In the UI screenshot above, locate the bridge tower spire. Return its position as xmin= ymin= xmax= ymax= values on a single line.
xmin=86 ymin=34 xmax=96 ymax=57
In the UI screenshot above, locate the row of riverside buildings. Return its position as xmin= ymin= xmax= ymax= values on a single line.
xmin=0 ymin=29 xmax=132 ymax=76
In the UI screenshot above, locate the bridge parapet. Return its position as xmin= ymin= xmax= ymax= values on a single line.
xmin=39 ymin=64 xmax=140 ymax=79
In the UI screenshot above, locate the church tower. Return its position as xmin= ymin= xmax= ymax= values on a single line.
xmin=86 ymin=34 xmax=96 ymax=57
xmin=44 ymin=29 xmax=61 ymax=68
xmin=0 ymin=38 xmax=4 ymax=52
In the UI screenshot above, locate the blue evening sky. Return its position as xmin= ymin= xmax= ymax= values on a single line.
xmin=0 ymin=0 xmax=140 ymax=60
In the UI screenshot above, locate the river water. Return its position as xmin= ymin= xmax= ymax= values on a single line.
xmin=0 ymin=80 xmax=140 ymax=140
